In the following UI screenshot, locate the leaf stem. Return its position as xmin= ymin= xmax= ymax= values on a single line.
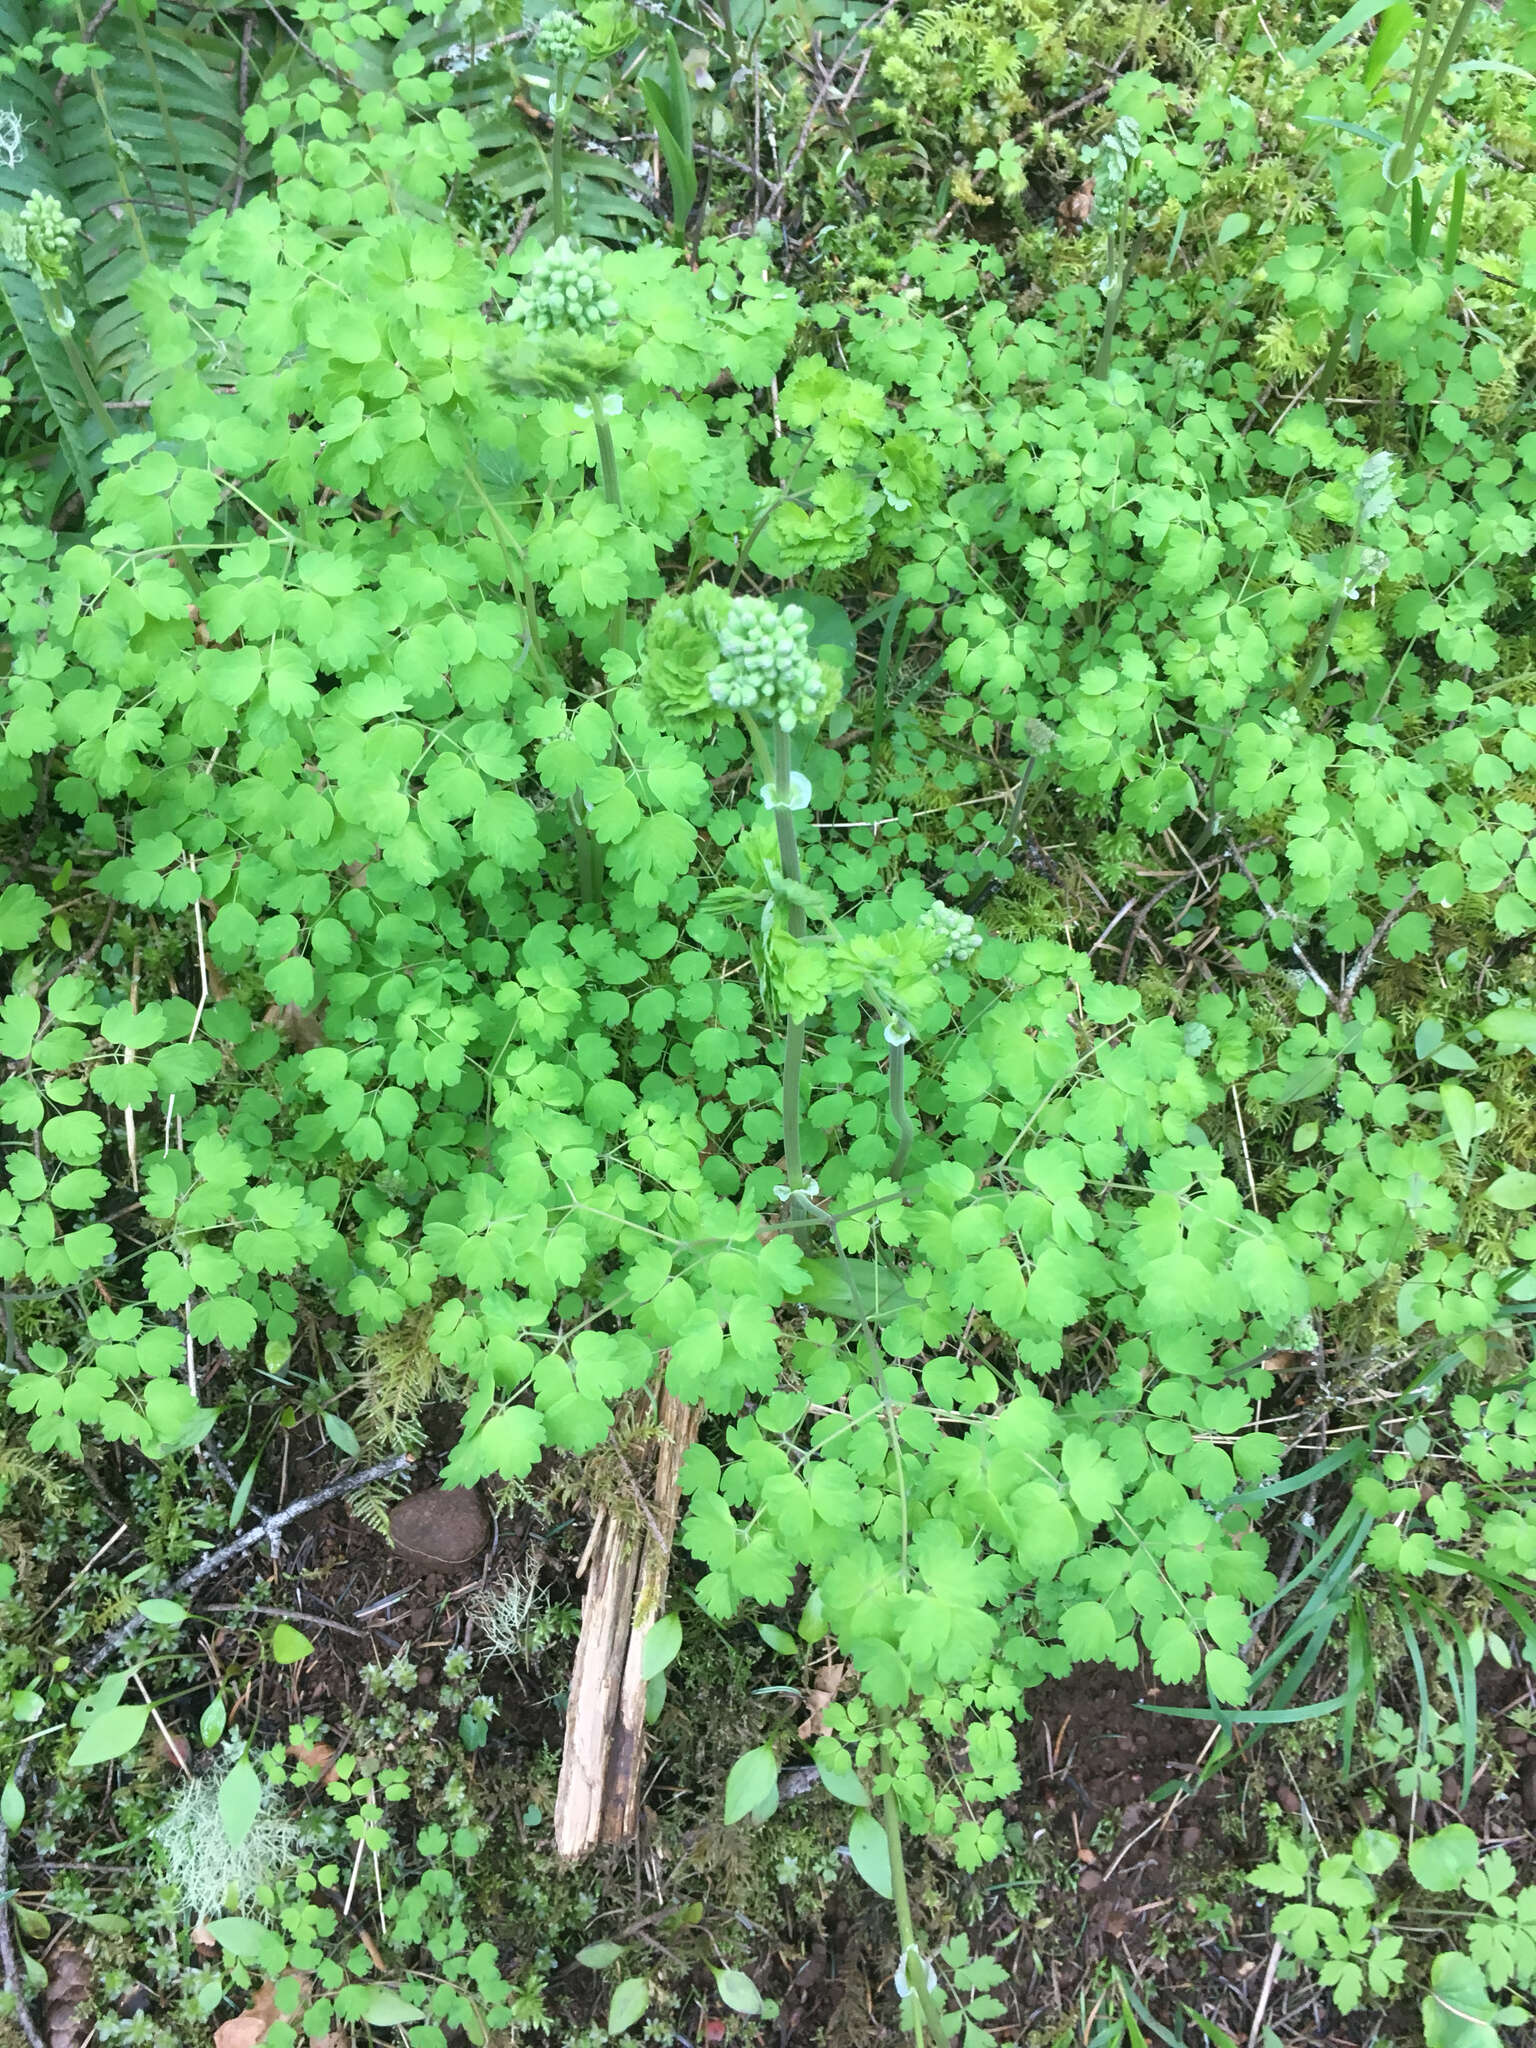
xmin=880 ymin=1779 xmax=952 ymax=2045
xmin=887 ymin=1036 xmax=914 ymax=1182
xmin=770 ymin=725 xmax=810 ymax=1223
xmin=548 ymin=72 xmax=569 ymax=238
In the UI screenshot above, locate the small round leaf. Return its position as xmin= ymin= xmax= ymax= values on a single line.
xmin=714 ymin=1968 xmax=762 ymax=2016
xmin=640 ymin=1612 xmax=681 ymax=1680
xmin=607 ymin=1976 xmax=650 ymax=2035
xmin=848 ymin=1809 xmax=893 ymax=1898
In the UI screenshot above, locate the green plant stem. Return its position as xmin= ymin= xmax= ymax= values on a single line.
xmin=1317 ymin=0 xmax=1481 ymax=394
xmin=867 ymin=592 xmax=906 ymax=779
xmin=880 ymin=1782 xmax=952 ymax=2045
xmin=588 ymin=392 xmax=626 ymax=661
xmin=1303 ymin=518 xmax=1364 ymax=695
xmin=462 ymin=470 xmax=553 ymax=684
xmin=548 ymin=76 xmax=569 ymax=237
xmin=1093 ymin=216 xmax=1131 ymax=380
xmin=590 ymin=398 xmax=623 ymax=514
xmin=1393 ymin=0 xmax=1481 ymax=196
xmin=47 ymin=300 xmax=116 ymax=445
xmin=962 ymin=751 xmax=1039 ymax=913
xmin=887 ymin=1037 xmax=914 ymax=1181
xmin=770 ymin=726 xmax=810 ymax=1221
xmin=569 ymin=795 xmax=601 ymax=907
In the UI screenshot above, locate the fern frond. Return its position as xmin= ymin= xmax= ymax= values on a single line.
xmin=0 ymin=0 xmax=269 ymax=493
xmin=0 ymin=1440 xmax=68 ymax=1508
xmin=346 ymin=1481 xmax=399 ymax=1539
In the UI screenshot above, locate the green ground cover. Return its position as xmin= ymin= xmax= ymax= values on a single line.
xmin=2 ymin=0 xmax=1536 ymax=2041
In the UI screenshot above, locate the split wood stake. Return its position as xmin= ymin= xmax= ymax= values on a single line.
xmin=554 ymin=1387 xmax=702 ymax=1859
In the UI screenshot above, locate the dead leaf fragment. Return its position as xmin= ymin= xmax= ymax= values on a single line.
xmin=287 ymin=1737 xmax=338 ymax=1784
xmin=1057 ymin=180 xmax=1094 ymax=234
xmin=797 ymin=1658 xmax=849 ymax=1741
xmin=43 ymin=1943 xmax=92 ymax=2048
xmin=213 ymin=1974 xmax=312 ymax=2048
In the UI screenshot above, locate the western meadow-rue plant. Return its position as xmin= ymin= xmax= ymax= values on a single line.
xmin=6 ymin=3 xmax=1536 ymax=2035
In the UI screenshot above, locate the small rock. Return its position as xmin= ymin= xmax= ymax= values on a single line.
xmin=388 ymin=1487 xmax=490 ymax=1571
xmin=1277 ymin=1784 xmax=1301 ymax=1813
xmin=1078 ymin=1867 xmax=1103 ymax=1892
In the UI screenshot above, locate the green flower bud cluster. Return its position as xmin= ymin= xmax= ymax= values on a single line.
xmin=533 ymin=9 xmax=589 ymax=69
xmin=919 ymin=901 xmax=983 ymax=967
xmin=707 ymin=598 xmax=831 ymax=734
xmin=506 ymin=237 xmax=618 ymax=335
xmin=2 ymin=190 xmax=80 ymax=287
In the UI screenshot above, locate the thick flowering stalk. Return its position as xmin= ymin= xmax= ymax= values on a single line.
xmin=877 ymin=906 xmax=983 ymax=1181
xmin=708 ymin=596 xmax=836 ymax=1219
xmin=532 ymin=11 xmax=589 ymax=236
xmin=505 ymin=239 xmax=624 ymax=514
xmin=505 ymin=237 xmax=628 ymax=892
xmin=883 ymin=1018 xmax=915 ymax=1182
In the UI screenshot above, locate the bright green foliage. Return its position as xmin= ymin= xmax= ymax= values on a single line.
xmin=4 ymin=0 xmax=1536 ymax=1999
xmin=1253 ymin=1821 xmax=1536 ymax=2033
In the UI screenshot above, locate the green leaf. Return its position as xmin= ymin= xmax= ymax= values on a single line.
xmin=219 ymin=1754 xmax=262 ymax=1847
xmin=1205 ymin=1650 xmax=1252 ymax=1706
xmin=1441 ymin=1083 xmax=1479 ymax=1161
xmin=1363 ymin=1 xmax=1415 ymax=89
xmin=713 ymin=1968 xmax=762 ymax=2016
xmin=723 ymin=1744 xmax=779 ymax=1825
xmin=2 ymin=1778 xmax=24 ymax=1830
xmin=1422 ymin=1952 xmax=1511 ymax=2048
xmin=137 ymin=1599 xmax=190 ymax=1627
xmin=1408 ymin=1824 xmax=1479 ymax=1892
xmin=353 ymin=1989 xmax=429 ymax=2026
xmin=1301 ymin=0 xmax=1393 ymax=67
xmin=323 ymin=1411 xmax=361 ymax=1457
xmin=1485 ymin=1171 xmax=1536 ymax=1210
xmin=1480 ymin=1009 xmax=1536 ymax=1048
xmin=200 ymin=1697 xmax=227 ymax=1748
xmin=270 ymin=1623 xmax=315 ymax=1664
xmin=816 ymin=1761 xmax=870 ymax=1807
xmin=640 ymin=1612 xmax=682 ymax=1680
xmin=202 ymin=1918 xmax=272 ymax=1963
xmin=607 ymin=1977 xmax=651 ymax=2035
xmin=847 ymin=1809 xmax=893 ymax=1897
xmin=1351 ymin=1828 xmax=1401 ymax=1875
xmin=576 ymin=1942 xmax=625 ymax=1968
xmin=67 ymin=1703 xmax=149 ymax=1770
